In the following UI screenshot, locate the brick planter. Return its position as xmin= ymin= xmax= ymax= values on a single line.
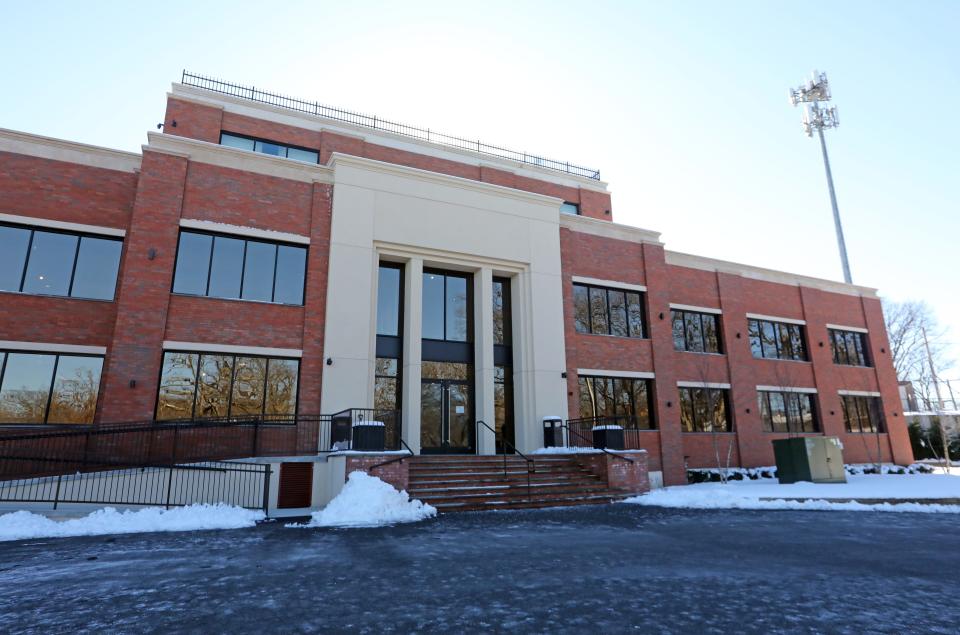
xmin=575 ymin=450 xmax=649 ymax=495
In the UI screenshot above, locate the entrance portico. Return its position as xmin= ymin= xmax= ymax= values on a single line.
xmin=319 ymin=154 xmax=569 ymax=454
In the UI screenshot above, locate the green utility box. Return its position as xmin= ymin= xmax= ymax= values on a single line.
xmin=772 ymin=436 xmax=846 ymax=484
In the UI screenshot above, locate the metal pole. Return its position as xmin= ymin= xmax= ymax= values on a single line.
xmin=922 ymin=327 xmax=951 ymax=468
xmin=817 ymin=122 xmax=852 ymax=284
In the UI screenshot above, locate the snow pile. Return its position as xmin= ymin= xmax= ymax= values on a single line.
xmin=625 ymin=473 xmax=960 ymax=514
xmin=297 ymin=471 xmax=436 ymax=528
xmin=0 ymin=504 xmax=264 ymax=542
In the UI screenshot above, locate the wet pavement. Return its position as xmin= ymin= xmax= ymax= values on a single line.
xmin=1 ymin=504 xmax=958 ymax=634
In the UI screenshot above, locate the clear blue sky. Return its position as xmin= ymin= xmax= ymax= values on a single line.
xmin=2 ymin=1 xmax=957 ymax=377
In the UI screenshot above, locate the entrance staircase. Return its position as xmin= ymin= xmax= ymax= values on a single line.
xmin=407 ymin=455 xmax=630 ymax=513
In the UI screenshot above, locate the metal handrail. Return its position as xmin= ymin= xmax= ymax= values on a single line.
xmin=367 ymin=438 xmax=415 ymax=473
xmin=181 ymin=71 xmax=602 ymax=181
xmin=561 ymin=421 xmax=636 ymax=465
xmin=475 ymin=419 xmax=534 ymax=502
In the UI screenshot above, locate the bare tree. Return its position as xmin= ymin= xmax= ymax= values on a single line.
xmin=687 ymin=354 xmax=735 ymax=483
xmin=883 ymin=300 xmax=953 ymax=406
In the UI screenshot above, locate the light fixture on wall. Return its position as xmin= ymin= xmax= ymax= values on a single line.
xmin=129 ymin=379 xmax=136 ymax=388
xmin=148 ymin=248 xmax=157 ymax=261
xmin=326 ymin=358 xmax=333 ymax=366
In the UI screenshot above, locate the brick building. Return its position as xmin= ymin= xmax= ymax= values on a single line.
xmin=0 ymin=73 xmax=913 ymax=489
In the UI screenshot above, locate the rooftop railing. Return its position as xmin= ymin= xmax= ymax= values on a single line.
xmin=180 ymin=71 xmax=602 ymax=181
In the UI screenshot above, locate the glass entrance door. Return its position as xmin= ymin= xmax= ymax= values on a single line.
xmin=420 ymin=362 xmax=474 ymax=454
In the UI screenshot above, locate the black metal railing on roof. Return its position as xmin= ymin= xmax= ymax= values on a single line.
xmin=180 ymin=71 xmax=601 ymax=181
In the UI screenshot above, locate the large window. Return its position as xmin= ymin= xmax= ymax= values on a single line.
xmin=493 ymin=278 xmax=511 ymax=345
xmin=422 ymin=271 xmax=470 ymax=342
xmin=672 ymin=309 xmax=722 ymax=353
xmin=841 ymin=395 xmax=885 ymax=433
xmin=758 ymin=390 xmax=818 ymax=433
xmin=578 ymin=376 xmax=654 ymax=429
xmin=156 ymin=351 xmax=299 ymax=420
xmin=829 ymin=329 xmax=871 ymax=367
xmin=0 ymin=223 xmax=122 ymax=301
xmin=172 ymin=231 xmax=307 ymax=305
xmin=0 ymin=351 xmax=104 ymax=424
xmin=678 ymin=386 xmax=731 ymax=432
xmin=376 ymin=265 xmax=402 ymax=337
xmin=494 ymin=365 xmax=514 ymax=451
xmin=220 ymin=132 xmax=319 ymax=164
xmin=748 ymin=318 xmax=807 ymax=361
xmin=560 ymin=202 xmax=580 ymax=216
xmin=573 ymin=283 xmax=645 ymax=338
xmin=374 ymin=357 xmax=400 ymax=412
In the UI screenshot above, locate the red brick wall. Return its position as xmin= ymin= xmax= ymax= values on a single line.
xmin=574 ymin=451 xmax=650 ymax=494
xmin=344 ymin=455 xmax=410 ymax=492
xmin=560 ymin=230 xmax=914 ymax=481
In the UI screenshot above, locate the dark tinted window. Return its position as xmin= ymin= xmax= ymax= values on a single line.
xmin=748 ymin=318 xmax=807 ymax=361
xmin=156 ymin=351 xmax=299 ymax=420
xmin=560 ymin=202 xmax=580 ymax=215
xmin=829 ymin=329 xmax=871 ymax=367
xmin=679 ymin=387 xmax=731 ymax=432
xmin=577 ymin=375 xmax=654 ymax=429
xmin=0 ymin=225 xmax=30 ymax=292
xmin=207 ymin=236 xmax=244 ymax=299
xmin=0 ymin=351 xmax=104 ymax=424
xmin=241 ymin=241 xmax=276 ymax=302
xmin=493 ymin=279 xmax=511 ymax=345
xmin=173 ymin=231 xmax=307 ymax=305
xmin=22 ymin=230 xmax=77 ymax=296
xmin=376 ymin=266 xmax=402 ymax=336
xmin=422 ymin=272 xmax=445 ymax=340
xmin=671 ymin=309 xmax=722 ymax=353
xmin=573 ymin=283 xmax=647 ymax=338
xmin=758 ymin=390 xmax=818 ymax=433
xmin=71 ymin=237 xmax=122 ymax=300
xmin=841 ymin=395 xmax=885 ymax=433
xmin=422 ymin=271 xmax=470 ymax=342
xmin=274 ymin=245 xmax=307 ymax=305
xmin=221 ymin=132 xmax=319 ymax=164
xmin=172 ymin=232 xmax=213 ymax=295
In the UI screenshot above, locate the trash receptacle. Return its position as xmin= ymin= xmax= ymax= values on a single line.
xmin=773 ymin=436 xmax=846 ymax=484
xmin=353 ymin=421 xmax=386 ymax=451
xmin=593 ymin=424 xmax=624 ymax=450
xmin=543 ymin=416 xmax=564 ymax=448
xmin=331 ymin=414 xmax=352 ymax=450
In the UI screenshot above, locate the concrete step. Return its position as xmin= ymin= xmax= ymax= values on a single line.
xmin=410 ymin=482 xmax=611 ymax=497
xmin=414 ymin=484 xmax=615 ymax=504
xmin=429 ymin=493 xmax=630 ymax=513
xmin=408 ymin=475 xmax=603 ymax=488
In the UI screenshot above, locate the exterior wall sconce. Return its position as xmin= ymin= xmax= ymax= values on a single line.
xmin=326 ymin=358 xmax=333 ymax=366
xmin=129 ymin=379 xmax=136 ymax=388
xmin=735 ymin=332 xmax=741 ymax=339
xmin=880 ymin=347 xmax=886 ymax=353
xmin=829 ymin=410 xmax=835 ymax=416
xmin=818 ymin=341 xmax=824 ymax=347
xmin=658 ymin=312 xmax=664 ymax=320
xmin=745 ymin=408 xmax=751 ymax=414
xmin=148 ymin=248 xmax=157 ymax=261
xmin=666 ymin=401 xmax=672 ymax=408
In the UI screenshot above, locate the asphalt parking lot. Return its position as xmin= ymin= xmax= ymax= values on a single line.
xmin=1 ymin=504 xmax=957 ymax=634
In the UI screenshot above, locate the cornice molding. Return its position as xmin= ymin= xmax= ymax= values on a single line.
xmin=145 ymin=132 xmax=333 ymax=184
xmin=665 ymin=250 xmax=879 ymax=299
xmin=0 ymin=127 xmax=140 ymax=173
xmin=560 ymin=214 xmax=664 ymax=245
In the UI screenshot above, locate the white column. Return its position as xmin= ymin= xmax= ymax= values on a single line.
xmin=401 ymin=257 xmax=423 ymax=453
xmin=474 ymin=267 xmax=497 ymax=455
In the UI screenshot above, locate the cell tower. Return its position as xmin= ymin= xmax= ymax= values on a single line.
xmin=790 ymin=71 xmax=851 ymax=284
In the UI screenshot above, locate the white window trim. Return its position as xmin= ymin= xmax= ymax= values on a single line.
xmin=0 ymin=213 xmax=125 ymax=238
xmin=162 ymin=341 xmax=303 ymax=358
xmin=179 ymin=219 xmax=310 ymax=245
xmin=0 ymin=341 xmax=107 ymax=355
xmin=576 ymin=369 xmax=655 ymax=379
xmin=838 ymin=390 xmax=882 ymax=397
xmin=826 ymin=323 xmax=869 ymax=334
xmin=746 ymin=313 xmax=806 ymax=326
xmin=669 ymin=303 xmax=722 ymax=315
xmin=572 ymin=276 xmax=646 ymax=293
xmin=756 ymin=385 xmax=818 ymax=394
xmin=678 ymin=381 xmax=731 ymax=389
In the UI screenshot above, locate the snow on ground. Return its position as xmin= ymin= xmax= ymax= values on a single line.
xmin=293 ymin=471 xmax=436 ymax=529
xmin=0 ymin=504 xmax=264 ymax=542
xmin=626 ymin=472 xmax=960 ymax=514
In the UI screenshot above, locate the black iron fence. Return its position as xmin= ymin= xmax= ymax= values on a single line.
xmin=565 ymin=416 xmax=653 ymax=451
xmin=0 ymin=415 xmax=329 ymax=481
xmin=0 ymin=461 xmax=271 ymax=512
xmin=181 ymin=71 xmax=602 ymax=181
